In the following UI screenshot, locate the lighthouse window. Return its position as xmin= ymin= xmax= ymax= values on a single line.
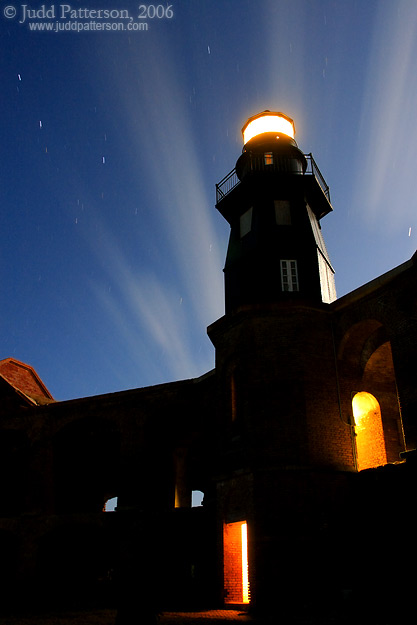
xmin=274 ymin=200 xmax=291 ymax=225
xmin=240 ymin=207 xmax=253 ymax=238
xmin=264 ymin=152 xmax=274 ymax=165
xmin=280 ymin=260 xmax=299 ymax=291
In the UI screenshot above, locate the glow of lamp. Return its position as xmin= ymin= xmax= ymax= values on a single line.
xmin=242 ymin=113 xmax=295 ymax=144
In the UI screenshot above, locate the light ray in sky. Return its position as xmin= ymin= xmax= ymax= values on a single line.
xmin=56 ymin=35 xmax=228 ymax=389
xmin=78 ymin=36 xmax=226 ymax=383
xmin=265 ymin=0 xmax=308 ymax=111
xmin=353 ymin=1 xmax=417 ymax=232
xmin=89 ymin=222 xmax=215 ymax=385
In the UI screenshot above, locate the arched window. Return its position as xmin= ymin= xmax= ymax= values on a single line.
xmin=352 ymin=392 xmax=387 ymax=471
xmin=54 ymin=417 xmax=120 ymax=513
xmin=104 ymin=496 xmax=118 ymax=512
xmin=192 ymin=490 xmax=204 ymax=507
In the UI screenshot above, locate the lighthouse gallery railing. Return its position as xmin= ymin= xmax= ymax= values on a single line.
xmin=216 ymin=153 xmax=330 ymax=205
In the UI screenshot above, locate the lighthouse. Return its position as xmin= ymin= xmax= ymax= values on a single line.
xmin=209 ymin=113 xmax=349 ymax=611
xmin=215 ymin=110 xmax=336 ymax=313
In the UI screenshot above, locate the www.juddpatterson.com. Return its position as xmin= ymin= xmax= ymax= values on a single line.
xmin=3 ymin=4 xmax=174 ymax=26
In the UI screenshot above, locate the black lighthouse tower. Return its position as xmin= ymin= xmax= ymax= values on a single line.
xmin=215 ymin=110 xmax=336 ymax=313
xmin=208 ymin=112 xmax=347 ymax=613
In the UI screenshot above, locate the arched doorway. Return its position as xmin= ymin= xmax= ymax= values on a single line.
xmin=54 ymin=417 xmax=120 ymax=513
xmin=352 ymin=392 xmax=387 ymax=471
xmin=338 ymin=319 xmax=405 ymax=469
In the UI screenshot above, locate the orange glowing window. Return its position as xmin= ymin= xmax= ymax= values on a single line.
xmin=352 ymin=392 xmax=387 ymax=471
xmin=223 ymin=521 xmax=250 ymax=604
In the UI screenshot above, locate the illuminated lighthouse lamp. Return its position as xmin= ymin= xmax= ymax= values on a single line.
xmin=242 ymin=111 xmax=295 ymax=145
xmin=236 ymin=110 xmax=304 ymax=180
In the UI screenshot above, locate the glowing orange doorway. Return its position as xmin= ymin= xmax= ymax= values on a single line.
xmin=352 ymin=391 xmax=387 ymax=471
xmin=223 ymin=521 xmax=250 ymax=604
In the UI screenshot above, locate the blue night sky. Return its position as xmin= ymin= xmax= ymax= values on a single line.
xmin=1 ymin=0 xmax=417 ymax=401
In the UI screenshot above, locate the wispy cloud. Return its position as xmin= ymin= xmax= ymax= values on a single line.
xmin=82 ymin=36 xmax=226 ymax=384
xmin=353 ymin=1 xmax=417 ymax=231
xmin=90 ymin=235 xmax=212 ymax=384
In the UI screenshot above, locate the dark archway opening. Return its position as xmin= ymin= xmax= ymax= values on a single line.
xmin=54 ymin=417 xmax=120 ymax=514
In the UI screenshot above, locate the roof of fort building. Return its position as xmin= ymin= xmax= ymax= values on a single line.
xmin=0 ymin=357 xmax=55 ymax=406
